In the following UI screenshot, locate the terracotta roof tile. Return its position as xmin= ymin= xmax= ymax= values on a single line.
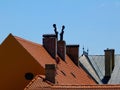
xmin=24 ymin=75 xmax=51 ymax=90
xmin=51 ymin=85 xmax=120 ymax=90
xmin=13 ymin=36 xmax=96 ymax=88
xmin=52 ymin=85 xmax=120 ymax=89
xmin=25 ymin=75 xmax=120 ymax=90
xmin=55 ymin=56 xmax=95 ymax=85
xmin=14 ymin=36 xmax=56 ymax=68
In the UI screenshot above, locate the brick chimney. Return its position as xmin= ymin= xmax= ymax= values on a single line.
xmin=45 ymin=64 xmax=56 ymax=84
xmin=103 ymin=49 xmax=115 ymax=83
xmin=66 ymin=45 xmax=79 ymax=66
xmin=43 ymin=34 xmax=57 ymax=59
xmin=57 ymin=40 xmax=66 ymax=61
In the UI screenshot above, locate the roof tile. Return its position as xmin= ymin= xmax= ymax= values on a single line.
xmin=13 ymin=35 xmax=96 ymax=89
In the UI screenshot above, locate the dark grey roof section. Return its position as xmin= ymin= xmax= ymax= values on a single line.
xmin=79 ymin=55 xmax=102 ymax=84
xmin=80 ymin=54 xmax=120 ymax=84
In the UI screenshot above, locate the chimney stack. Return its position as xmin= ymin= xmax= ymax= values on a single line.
xmin=57 ymin=40 xmax=66 ymax=61
xmin=66 ymin=45 xmax=79 ymax=66
xmin=103 ymin=49 xmax=115 ymax=83
xmin=45 ymin=64 xmax=56 ymax=84
xmin=43 ymin=34 xmax=57 ymax=59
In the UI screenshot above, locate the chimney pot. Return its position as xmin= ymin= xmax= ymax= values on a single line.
xmin=66 ymin=45 xmax=79 ymax=66
xmin=43 ymin=34 xmax=57 ymax=59
xmin=57 ymin=40 xmax=66 ymax=61
xmin=103 ymin=49 xmax=115 ymax=83
xmin=45 ymin=64 xmax=56 ymax=84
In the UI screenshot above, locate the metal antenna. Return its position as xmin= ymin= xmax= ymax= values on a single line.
xmin=60 ymin=25 xmax=65 ymax=41
xmin=87 ymin=48 xmax=89 ymax=54
xmin=53 ymin=24 xmax=58 ymax=39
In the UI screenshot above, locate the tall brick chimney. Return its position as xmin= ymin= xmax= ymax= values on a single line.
xmin=66 ymin=45 xmax=79 ymax=66
xmin=45 ymin=64 xmax=56 ymax=84
xmin=57 ymin=40 xmax=66 ymax=61
xmin=103 ymin=49 xmax=115 ymax=83
xmin=43 ymin=34 xmax=57 ymax=59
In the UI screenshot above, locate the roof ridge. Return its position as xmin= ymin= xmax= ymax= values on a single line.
xmin=53 ymin=84 xmax=120 ymax=86
xmin=88 ymin=54 xmax=120 ymax=56
xmin=25 ymin=75 xmax=53 ymax=89
xmin=88 ymin=55 xmax=104 ymax=56
xmin=14 ymin=36 xmax=42 ymax=47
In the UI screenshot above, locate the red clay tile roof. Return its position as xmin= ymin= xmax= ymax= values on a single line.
xmin=14 ymin=36 xmax=56 ymax=68
xmin=14 ymin=35 xmax=120 ymax=90
xmin=25 ymin=75 xmax=120 ymax=90
xmin=13 ymin=35 xmax=96 ymax=86
xmin=53 ymin=85 xmax=120 ymax=89
xmin=25 ymin=75 xmax=51 ymax=90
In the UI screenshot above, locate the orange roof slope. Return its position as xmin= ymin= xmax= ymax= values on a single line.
xmin=14 ymin=35 xmax=96 ymax=85
xmin=52 ymin=85 xmax=120 ymax=90
xmin=25 ymin=75 xmax=120 ymax=90
xmin=15 ymin=36 xmax=56 ymax=68
xmin=25 ymin=75 xmax=51 ymax=90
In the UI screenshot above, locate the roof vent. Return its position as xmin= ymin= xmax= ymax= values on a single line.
xmin=71 ymin=72 xmax=76 ymax=78
xmin=61 ymin=70 xmax=66 ymax=76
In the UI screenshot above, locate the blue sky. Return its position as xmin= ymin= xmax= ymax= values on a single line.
xmin=0 ymin=0 xmax=120 ymax=55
